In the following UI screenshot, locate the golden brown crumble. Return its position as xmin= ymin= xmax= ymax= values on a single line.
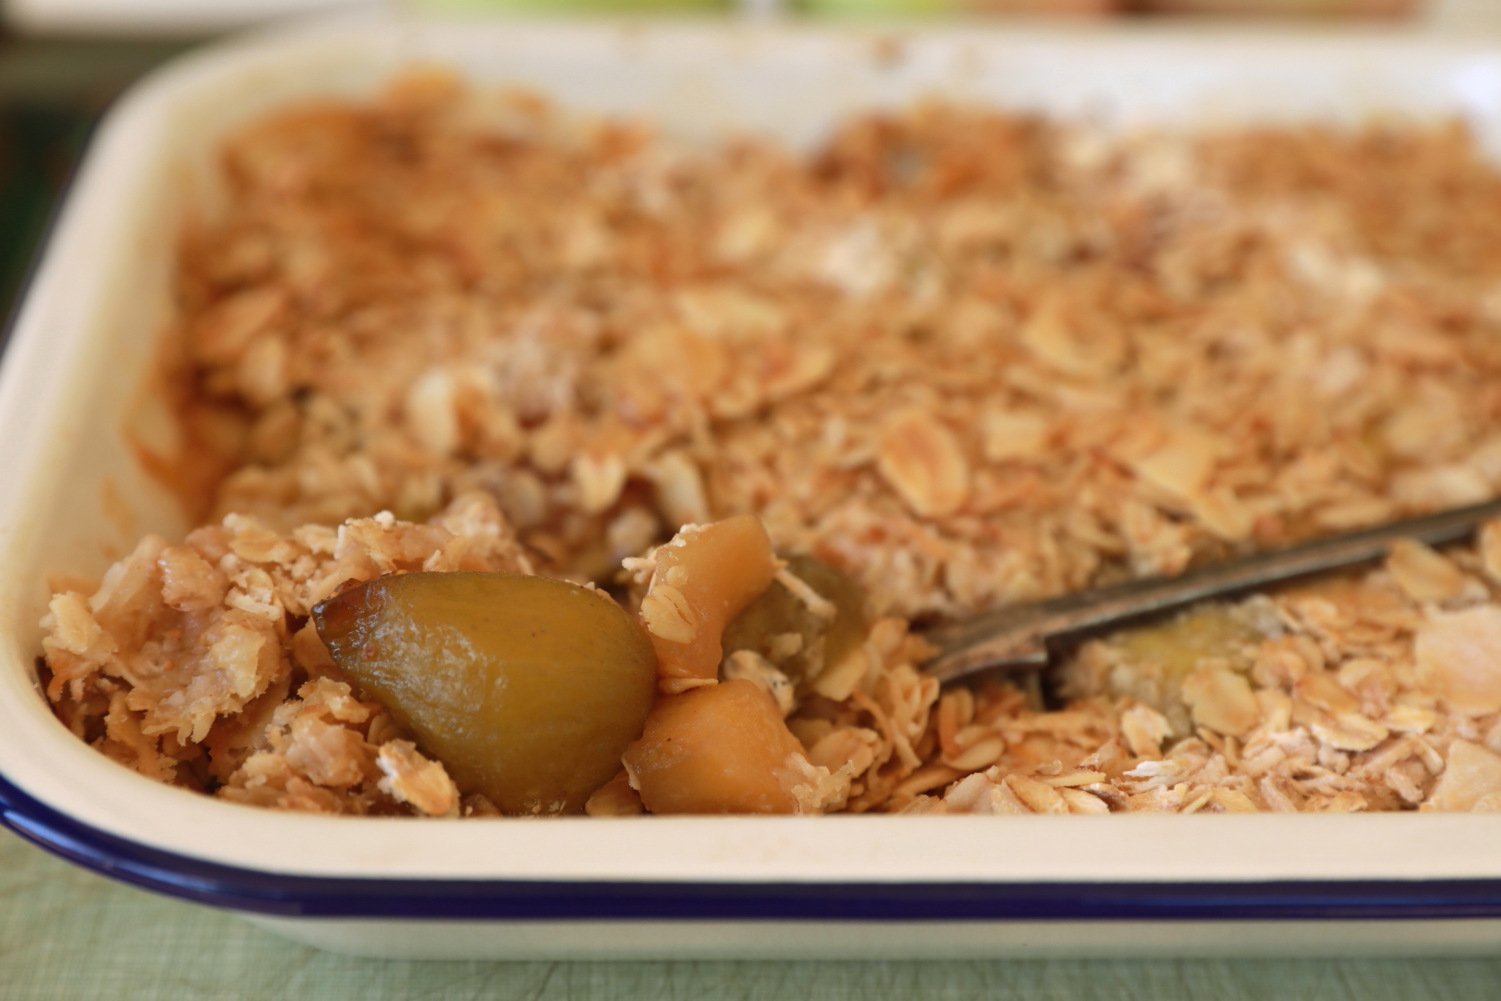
xmin=40 ymin=73 xmax=1501 ymax=815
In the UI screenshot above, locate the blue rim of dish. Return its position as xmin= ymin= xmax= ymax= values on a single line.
xmin=6 ymin=772 xmax=1501 ymax=922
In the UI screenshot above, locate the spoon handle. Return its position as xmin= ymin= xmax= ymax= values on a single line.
xmin=922 ymin=497 xmax=1501 ymax=686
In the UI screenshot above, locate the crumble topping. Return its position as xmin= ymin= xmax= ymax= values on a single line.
xmin=39 ymin=74 xmax=1501 ymax=815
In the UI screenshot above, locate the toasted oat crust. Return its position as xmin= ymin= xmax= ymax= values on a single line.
xmin=40 ymin=75 xmax=1501 ymax=815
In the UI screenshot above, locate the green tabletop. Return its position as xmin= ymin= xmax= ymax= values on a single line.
xmin=2 ymin=826 xmax=1501 ymax=999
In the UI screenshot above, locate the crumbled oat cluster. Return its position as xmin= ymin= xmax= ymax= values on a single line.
xmin=42 ymin=494 xmax=536 ymax=814
xmin=39 ymin=74 xmax=1501 ymax=815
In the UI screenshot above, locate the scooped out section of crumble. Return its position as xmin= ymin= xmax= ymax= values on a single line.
xmin=307 ymin=512 xmax=852 ymax=816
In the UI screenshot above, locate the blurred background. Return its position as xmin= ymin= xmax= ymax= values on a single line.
xmin=0 ymin=0 xmax=1497 ymax=325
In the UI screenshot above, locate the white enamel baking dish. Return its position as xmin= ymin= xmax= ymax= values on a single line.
xmin=4 ymin=12 xmax=1501 ymax=960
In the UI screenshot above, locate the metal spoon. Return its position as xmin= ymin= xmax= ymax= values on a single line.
xmin=922 ymin=497 xmax=1501 ymax=686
